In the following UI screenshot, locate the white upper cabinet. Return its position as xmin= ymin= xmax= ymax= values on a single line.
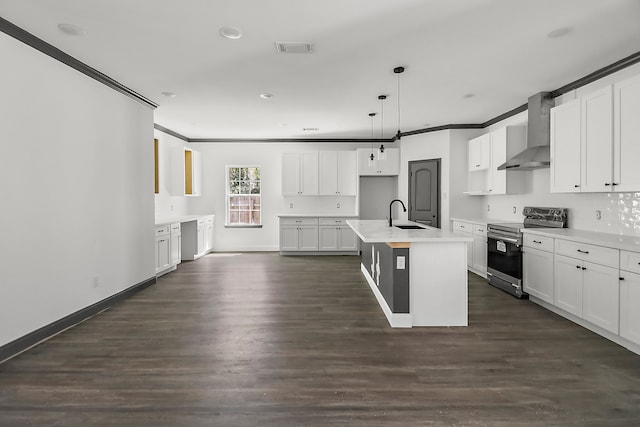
xmin=466 ymin=126 xmax=526 ymax=195
xmin=468 ymin=134 xmax=491 ymax=171
xmin=551 ymin=75 xmax=640 ymax=193
xmin=550 ymin=98 xmax=582 ymax=193
xmin=319 ymin=151 xmax=357 ymax=196
xmin=282 ymin=152 xmax=318 ymax=196
xmin=171 ymin=147 xmax=202 ymax=196
xmin=357 ymin=148 xmax=399 ymax=176
xmin=580 ymin=86 xmax=614 ymax=192
xmin=614 ymin=73 xmax=640 ymax=192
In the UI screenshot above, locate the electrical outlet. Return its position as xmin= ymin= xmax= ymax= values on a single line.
xmin=487 ymin=204 xmax=491 ymax=212
xmin=92 ymin=276 xmax=100 ymax=288
xmin=170 ymin=205 xmax=174 ymax=211
xmin=512 ymin=206 xmax=517 ymax=214
xmin=595 ymin=210 xmax=602 ymax=220
xmin=289 ymin=203 xmax=293 ymax=209
xmin=337 ymin=203 xmax=341 ymax=208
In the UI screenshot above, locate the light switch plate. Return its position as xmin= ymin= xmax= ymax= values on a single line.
xmin=396 ymin=256 xmax=405 ymax=270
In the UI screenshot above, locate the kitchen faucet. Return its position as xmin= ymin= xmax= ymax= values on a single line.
xmin=389 ymin=199 xmax=407 ymax=227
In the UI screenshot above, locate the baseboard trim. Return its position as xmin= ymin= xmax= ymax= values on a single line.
xmin=0 ymin=276 xmax=157 ymax=364
xmin=360 ymin=263 xmax=412 ymax=328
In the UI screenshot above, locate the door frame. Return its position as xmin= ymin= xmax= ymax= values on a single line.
xmin=408 ymin=158 xmax=441 ymax=229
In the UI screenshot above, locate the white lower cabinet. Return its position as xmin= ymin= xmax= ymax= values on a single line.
xmin=620 ymin=270 xmax=640 ymax=346
xmin=280 ymin=217 xmax=358 ymax=254
xmin=318 ymin=218 xmax=358 ymax=251
xmin=279 ymin=218 xmax=319 ymax=252
xmin=170 ymin=223 xmax=181 ymax=267
xmin=582 ymin=261 xmax=619 ymax=334
xmin=554 ymin=254 xmax=584 ymax=317
xmin=523 ymin=234 xmax=554 ymax=304
xmin=452 ymin=220 xmax=486 ymax=277
xmin=155 ymin=225 xmax=171 ymax=274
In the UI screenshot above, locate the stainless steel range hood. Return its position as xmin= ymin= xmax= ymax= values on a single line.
xmin=497 ymin=92 xmax=554 ymax=171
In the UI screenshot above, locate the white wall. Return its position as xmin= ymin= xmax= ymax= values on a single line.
xmin=0 ymin=33 xmax=155 ymax=347
xmin=397 ymin=130 xmax=483 ymax=231
xmin=478 ymin=63 xmax=640 ymax=235
xmin=163 ymin=141 xmax=373 ymax=251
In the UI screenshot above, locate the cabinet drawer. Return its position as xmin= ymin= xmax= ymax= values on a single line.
xmin=523 ymin=234 xmax=553 ymax=252
xmin=319 ymin=217 xmax=352 ymax=226
xmin=472 ymin=224 xmax=487 ymax=236
xmin=453 ymin=221 xmax=472 ymax=233
xmin=555 ymin=239 xmax=618 ymax=268
xmin=170 ymin=223 xmax=181 ymax=233
xmin=155 ymin=225 xmax=171 ymax=236
xmin=280 ymin=217 xmax=319 ymax=226
xmin=620 ymin=250 xmax=640 ymax=274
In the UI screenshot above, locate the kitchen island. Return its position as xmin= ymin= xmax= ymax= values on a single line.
xmin=347 ymin=220 xmax=472 ymax=328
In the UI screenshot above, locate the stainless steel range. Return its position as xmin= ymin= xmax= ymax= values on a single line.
xmin=487 ymin=207 xmax=567 ymax=298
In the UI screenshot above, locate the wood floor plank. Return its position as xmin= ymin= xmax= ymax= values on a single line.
xmin=1 ymin=253 xmax=639 ymax=426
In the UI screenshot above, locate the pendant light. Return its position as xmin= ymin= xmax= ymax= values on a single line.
xmin=377 ymin=95 xmax=387 ymax=161
xmin=368 ymin=112 xmax=376 ymax=167
xmin=394 ymin=66 xmax=405 ymax=141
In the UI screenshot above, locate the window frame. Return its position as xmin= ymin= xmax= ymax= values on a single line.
xmin=225 ymin=165 xmax=262 ymax=228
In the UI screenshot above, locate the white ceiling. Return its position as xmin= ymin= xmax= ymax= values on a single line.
xmin=1 ymin=0 xmax=640 ymax=140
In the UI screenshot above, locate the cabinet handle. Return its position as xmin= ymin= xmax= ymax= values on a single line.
xmin=475 ymin=164 xmax=480 ymax=168
xmin=604 ymin=183 xmax=611 ymax=186
xmin=582 ymin=267 xmax=587 ymax=271
xmin=576 ymin=265 xmax=581 ymax=269
xmin=620 ymin=277 xmax=625 ymax=281
xmin=612 ymin=183 xmax=618 ymax=186
xmin=576 ymin=249 xmax=589 ymax=254
xmin=574 ymin=184 xmax=580 ymax=188
xmin=533 ymin=240 xmax=542 ymax=244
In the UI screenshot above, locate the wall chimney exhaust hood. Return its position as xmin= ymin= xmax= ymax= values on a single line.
xmin=497 ymin=92 xmax=554 ymax=171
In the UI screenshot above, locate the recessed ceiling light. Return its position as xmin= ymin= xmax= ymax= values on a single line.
xmin=161 ymin=91 xmax=177 ymax=98
xmin=547 ymin=27 xmax=572 ymax=39
xmin=220 ymin=26 xmax=242 ymax=40
xmin=463 ymin=93 xmax=475 ymax=99
xmin=259 ymin=93 xmax=274 ymax=99
xmin=57 ymin=23 xmax=86 ymax=36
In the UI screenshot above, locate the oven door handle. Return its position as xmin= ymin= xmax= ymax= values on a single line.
xmin=488 ymin=234 xmax=520 ymax=245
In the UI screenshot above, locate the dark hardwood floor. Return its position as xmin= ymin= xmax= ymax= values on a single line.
xmin=1 ymin=253 xmax=640 ymax=426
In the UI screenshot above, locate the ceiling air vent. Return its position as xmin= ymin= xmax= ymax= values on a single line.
xmin=275 ymin=42 xmax=314 ymax=54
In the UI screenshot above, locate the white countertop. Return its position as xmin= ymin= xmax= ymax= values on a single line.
xmin=347 ymin=220 xmax=473 ymax=243
xmin=522 ymin=228 xmax=640 ymax=252
xmin=278 ymin=213 xmax=358 ymax=218
xmin=450 ymin=217 xmax=512 ymax=225
xmin=155 ymin=214 xmax=214 ymax=226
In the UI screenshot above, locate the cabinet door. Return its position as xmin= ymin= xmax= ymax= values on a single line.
xmin=582 ymin=261 xmax=619 ymax=333
xmin=338 ymin=225 xmax=358 ymax=251
xmin=156 ymin=237 xmax=171 ymax=272
xmin=318 ymin=151 xmax=339 ymax=195
xmin=550 ymin=99 xmax=581 ymax=193
xmin=468 ymin=134 xmax=490 ymax=171
xmin=523 ymin=247 xmax=554 ymax=303
xmin=357 ymin=148 xmax=378 ymax=175
xmin=379 ymin=148 xmax=400 ymax=175
xmin=280 ymin=226 xmax=299 ymax=251
xmin=472 ymin=234 xmax=487 ymax=274
xmin=614 ymin=74 xmax=640 ymax=192
xmin=197 ymin=224 xmax=205 ymax=255
xmin=554 ymin=254 xmax=583 ymax=316
xmin=170 ymin=233 xmax=181 ymax=266
xmin=300 ymin=152 xmax=319 ymax=195
xmin=318 ymin=226 xmax=339 ymax=250
xmin=581 ymin=86 xmax=613 ymax=192
xmin=620 ymin=271 xmax=640 ymax=346
xmin=282 ymin=153 xmax=301 ymax=195
xmin=337 ymin=151 xmax=357 ymax=195
xmin=298 ymin=225 xmax=319 ymax=251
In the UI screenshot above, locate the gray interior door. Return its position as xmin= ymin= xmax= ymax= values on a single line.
xmin=409 ymin=159 xmax=440 ymax=228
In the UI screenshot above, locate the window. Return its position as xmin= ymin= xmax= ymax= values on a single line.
xmin=226 ymin=166 xmax=261 ymax=227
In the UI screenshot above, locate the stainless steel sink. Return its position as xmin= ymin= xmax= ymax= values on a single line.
xmin=394 ymin=225 xmax=425 ymax=230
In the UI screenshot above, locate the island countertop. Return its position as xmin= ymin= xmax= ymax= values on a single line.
xmin=347 ymin=220 xmax=473 ymax=244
